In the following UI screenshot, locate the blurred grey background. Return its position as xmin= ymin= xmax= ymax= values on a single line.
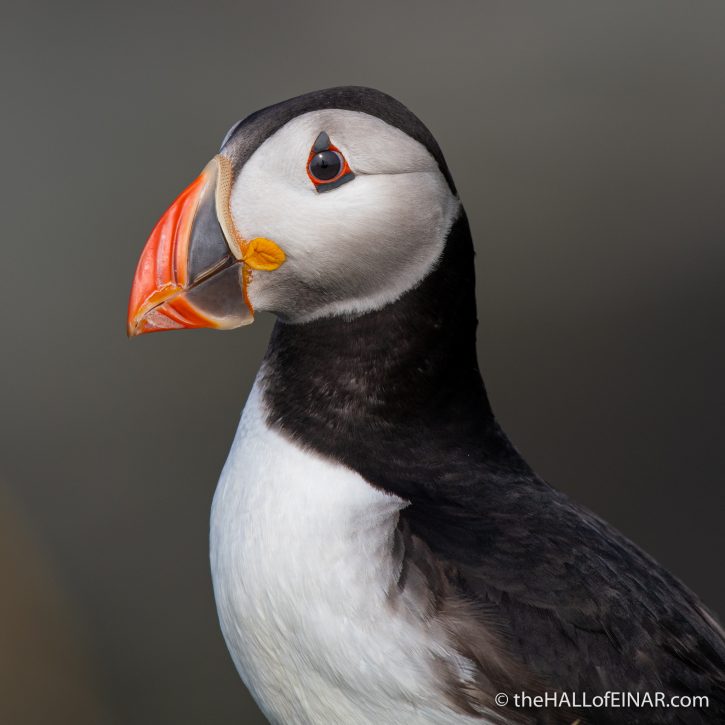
xmin=1 ymin=1 xmax=724 ymax=723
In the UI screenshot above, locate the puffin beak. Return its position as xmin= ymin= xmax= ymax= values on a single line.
xmin=127 ymin=155 xmax=285 ymax=336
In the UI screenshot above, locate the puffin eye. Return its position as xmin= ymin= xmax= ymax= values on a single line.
xmin=307 ymin=132 xmax=354 ymax=192
xmin=309 ymin=150 xmax=343 ymax=181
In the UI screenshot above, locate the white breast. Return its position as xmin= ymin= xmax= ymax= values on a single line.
xmin=210 ymin=377 xmax=488 ymax=724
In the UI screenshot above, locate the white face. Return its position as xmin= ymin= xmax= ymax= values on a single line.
xmin=225 ymin=109 xmax=460 ymax=322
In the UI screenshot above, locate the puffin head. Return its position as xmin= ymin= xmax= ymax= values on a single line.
xmin=127 ymin=87 xmax=460 ymax=335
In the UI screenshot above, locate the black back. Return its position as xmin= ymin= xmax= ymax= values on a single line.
xmin=260 ymin=209 xmax=725 ymax=723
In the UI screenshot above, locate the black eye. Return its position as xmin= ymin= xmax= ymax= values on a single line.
xmin=308 ymin=150 xmax=343 ymax=181
xmin=306 ymin=133 xmax=354 ymax=192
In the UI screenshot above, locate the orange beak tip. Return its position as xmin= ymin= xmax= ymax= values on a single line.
xmin=128 ymin=157 xmax=264 ymax=337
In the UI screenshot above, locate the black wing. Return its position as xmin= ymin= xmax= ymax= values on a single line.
xmin=261 ymin=211 xmax=725 ymax=723
xmin=393 ymin=450 xmax=725 ymax=724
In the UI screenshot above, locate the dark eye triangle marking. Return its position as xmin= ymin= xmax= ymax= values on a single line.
xmin=312 ymin=131 xmax=331 ymax=153
xmin=316 ymin=173 xmax=354 ymax=192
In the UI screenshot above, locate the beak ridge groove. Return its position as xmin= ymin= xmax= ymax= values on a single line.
xmin=127 ymin=157 xmax=253 ymax=336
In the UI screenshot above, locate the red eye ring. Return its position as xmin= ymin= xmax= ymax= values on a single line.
xmin=306 ymin=137 xmax=354 ymax=191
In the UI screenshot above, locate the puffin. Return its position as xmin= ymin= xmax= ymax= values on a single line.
xmin=128 ymin=87 xmax=725 ymax=724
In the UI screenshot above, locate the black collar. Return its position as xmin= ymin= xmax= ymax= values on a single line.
xmin=261 ymin=210 xmax=533 ymax=508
